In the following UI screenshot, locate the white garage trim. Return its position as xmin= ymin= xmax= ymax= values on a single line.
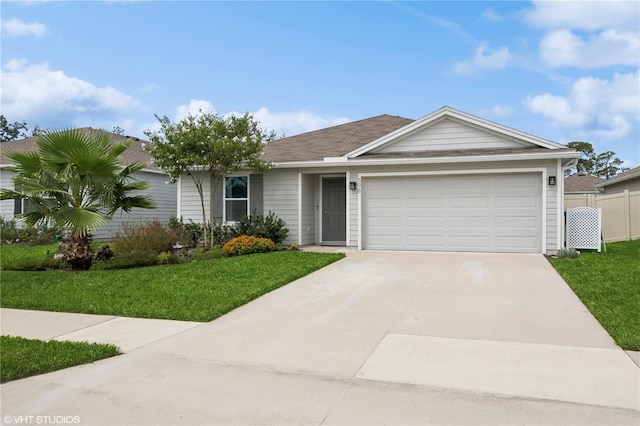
xmin=357 ymin=168 xmax=548 ymax=253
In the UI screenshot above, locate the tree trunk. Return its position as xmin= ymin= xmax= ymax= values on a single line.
xmin=65 ymin=235 xmax=93 ymax=271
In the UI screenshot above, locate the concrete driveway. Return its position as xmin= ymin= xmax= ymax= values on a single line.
xmin=1 ymin=251 xmax=638 ymax=425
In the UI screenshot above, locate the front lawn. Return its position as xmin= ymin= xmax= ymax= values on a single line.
xmin=549 ymin=239 xmax=640 ymax=351
xmin=0 ymin=243 xmax=60 ymax=269
xmin=0 ymin=336 xmax=119 ymax=383
xmin=0 ymin=251 xmax=345 ymax=322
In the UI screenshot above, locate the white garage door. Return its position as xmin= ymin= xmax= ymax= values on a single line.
xmin=363 ymin=173 xmax=542 ymax=253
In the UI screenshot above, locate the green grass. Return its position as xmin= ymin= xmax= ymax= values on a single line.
xmin=549 ymin=239 xmax=640 ymax=351
xmin=0 ymin=336 xmax=119 ymax=383
xmin=0 ymin=243 xmax=60 ymax=269
xmin=0 ymin=251 xmax=345 ymax=322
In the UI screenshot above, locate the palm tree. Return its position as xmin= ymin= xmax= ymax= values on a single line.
xmin=0 ymin=129 xmax=155 ymax=270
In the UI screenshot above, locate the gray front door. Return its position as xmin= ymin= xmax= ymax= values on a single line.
xmin=322 ymin=177 xmax=346 ymax=244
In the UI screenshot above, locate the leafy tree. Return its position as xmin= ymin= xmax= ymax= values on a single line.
xmin=31 ymin=125 xmax=45 ymax=137
xmin=0 ymin=115 xmax=28 ymax=142
xmin=144 ymin=112 xmax=274 ymax=248
xmin=566 ymin=141 xmax=628 ymax=178
xmin=0 ymin=129 xmax=155 ymax=270
xmin=112 ymin=126 xmax=125 ymax=135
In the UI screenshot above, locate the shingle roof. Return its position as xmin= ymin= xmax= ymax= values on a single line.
xmin=596 ymin=165 xmax=640 ymax=188
xmin=0 ymin=128 xmax=158 ymax=170
xmin=262 ymin=114 xmax=414 ymax=162
xmin=564 ymin=173 xmax=605 ymax=193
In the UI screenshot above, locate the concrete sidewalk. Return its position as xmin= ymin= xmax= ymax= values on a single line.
xmin=1 ymin=251 xmax=639 ymax=424
xmin=0 ymin=308 xmax=203 ymax=352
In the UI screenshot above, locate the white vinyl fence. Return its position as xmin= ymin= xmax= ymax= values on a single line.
xmin=565 ymin=190 xmax=639 ymax=242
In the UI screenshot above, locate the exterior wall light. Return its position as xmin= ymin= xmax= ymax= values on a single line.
xmin=549 ymin=176 xmax=557 ymax=186
xmin=349 ymin=181 xmax=357 ymax=191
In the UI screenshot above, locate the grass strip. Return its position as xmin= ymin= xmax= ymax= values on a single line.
xmin=0 ymin=336 xmax=119 ymax=383
xmin=549 ymin=239 xmax=640 ymax=350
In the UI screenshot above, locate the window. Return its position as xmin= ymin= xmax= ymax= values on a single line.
xmin=224 ymin=176 xmax=248 ymax=222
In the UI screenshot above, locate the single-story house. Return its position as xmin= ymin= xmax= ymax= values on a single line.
xmin=0 ymin=128 xmax=177 ymax=241
xmin=595 ymin=166 xmax=640 ymax=194
xmin=564 ymin=173 xmax=605 ymax=195
xmin=177 ymin=106 xmax=581 ymax=254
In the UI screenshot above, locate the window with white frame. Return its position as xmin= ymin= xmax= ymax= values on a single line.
xmin=224 ymin=176 xmax=248 ymax=222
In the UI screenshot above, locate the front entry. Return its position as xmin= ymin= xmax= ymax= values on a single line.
xmin=322 ymin=177 xmax=346 ymax=245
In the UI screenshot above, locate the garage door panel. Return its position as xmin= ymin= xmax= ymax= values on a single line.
xmin=364 ymin=173 xmax=542 ymax=253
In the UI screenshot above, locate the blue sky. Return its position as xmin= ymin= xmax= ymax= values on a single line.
xmin=1 ymin=1 xmax=639 ymax=167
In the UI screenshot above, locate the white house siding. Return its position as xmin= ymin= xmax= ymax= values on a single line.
xmin=373 ymin=118 xmax=527 ymax=153
xmin=263 ymin=169 xmax=300 ymax=245
xmin=94 ymin=171 xmax=177 ymax=241
xmin=179 ymin=172 xmax=211 ymax=224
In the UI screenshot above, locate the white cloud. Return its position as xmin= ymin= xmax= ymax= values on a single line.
xmin=540 ymin=29 xmax=639 ymax=68
xmin=524 ymin=70 xmax=640 ymax=139
xmin=453 ymin=43 xmax=511 ymax=76
xmin=245 ymin=107 xmax=349 ymax=137
xmin=175 ymin=99 xmax=216 ymax=121
xmin=479 ymin=105 xmax=514 ymax=119
xmin=1 ymin=59 xmax=143 ymax=126
xmin=481 ymin=9 xmax=502 ymax=22
xmin=524 ymin=0 xmax=639 ymax=31
xmin=1 ymin=18 xmax=47 ymax=38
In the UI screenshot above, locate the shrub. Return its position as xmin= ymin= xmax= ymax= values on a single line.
xmin=93 ymin=244 xmax=114 ymax=261
xmin=0 ymin=217 xmax=63 ymax=245
xmin=158 ymin=251 xmax=182 ymax=265
xmin=187 ymin=246 xmax=228 ymax=261
xmin=287 ymin=243 xmax=299 ymax=251
xmin=557 ymin=248 xmax=580 ymax=258
xmin=209 ymin=221 xmax=239 ymax=247
xmin=111 ymin=220 xmax=178 ymax=256
xmin=222 ymin=235 xmax=276 ymax=256
xmin=168 ymin=216 xmax=203 ymax=248
xmin=236 ymin=211 xmax=289 ymax=245
xmin=91 ymin=252 xmax=159 ymax=270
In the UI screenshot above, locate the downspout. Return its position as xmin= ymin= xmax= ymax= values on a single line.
xmin=559 ymin=158 xmax=579 ymax=249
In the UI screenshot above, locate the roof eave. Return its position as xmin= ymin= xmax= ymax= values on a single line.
xmin=271 ymin=150 xmax=581 ymax=169
xmin=595 ymin=170 xmax=640 ymax=188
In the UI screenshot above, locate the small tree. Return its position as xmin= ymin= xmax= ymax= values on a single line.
xmin=0 ymin=129 xmax=156 ymax=270
xmin=144 ymin=112 xmax=274 ymax=248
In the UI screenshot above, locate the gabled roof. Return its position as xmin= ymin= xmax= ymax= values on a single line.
xmin=595 ymin=166 xmax=640 ymax=188
xmin=0 ymin=128 xmax=160 ymax=172
xmin=262 ymin=106 xmax=578 ymax=166
xmin=262 ymin=115 xmax=414 ymax=162
xmin=346 ymin=106 xmax=567 ymax=158
xmin=564 ymin=173 xmax=604 ymax=193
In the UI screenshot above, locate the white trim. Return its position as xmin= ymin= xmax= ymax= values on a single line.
xmin=346 ymin=170 xmax=351 ymax=247
xmin=270 ymin=150 xmax=581 ymax=169
xmin=176 ymin=174 xmax=182 ymax=218
xmin=560 ymin=158 xmax=579 ymax=249
xmin=222 ymin=174 xmax=250 ymax=223
xmin=346 ymin=106 xmax=567 ymax=158
xmin=357 ymin=168 xmax=548 ymax=254
xmin=297 ymin=172 xmax=303 ymax=246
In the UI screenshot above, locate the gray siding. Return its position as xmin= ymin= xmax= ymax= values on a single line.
xmin=300 ymin=174 xmax=316 ymax=245
xmin=0 ymin=169 xmax=15 ymax=219
xmin=94 ymin=171 xmax=177 ymax=241
xmin=263 ymin=169 xmax=299 ymax=245
xmin=179 ymin=172 xmax=211 ymax=223
xmin=602 ymin=177 xmax=640 ymax=194
xmin=374 ymin=118 xmax=527 ymax=153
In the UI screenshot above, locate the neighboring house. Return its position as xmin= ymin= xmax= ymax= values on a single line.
xmin=178 ymin=106 xmax=580 ymax=254
xmin=0 ymin=128 xmax=177 ymax=241
xmin=595 ymin=166 xmax=640 ymax=194
xmin=564 ymin=173 xmax=604 ymax=194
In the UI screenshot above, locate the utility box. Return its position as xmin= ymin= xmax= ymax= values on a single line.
xmin=566 ymin=207 xmax=602 ymax=252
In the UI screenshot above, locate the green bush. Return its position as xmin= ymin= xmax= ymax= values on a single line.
xmin=111 ymin=220 xmax=178 ymax=256
xmin=158 ymin=251 xmax=182 ymax=265
xmin=187 ymin=246 xmax=228 ymax=261
xmin=236 ymin=211 xmax=289 ymax=245
xmin=0 ymin=216 xmax=63 ymax=245
xmin=222 ymin=235 xmax=276 ymax=256
xmin=168 ymin=216 xmax=203 ymax=248
xmin=557 ymin=248 xmax=580 ymax=258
